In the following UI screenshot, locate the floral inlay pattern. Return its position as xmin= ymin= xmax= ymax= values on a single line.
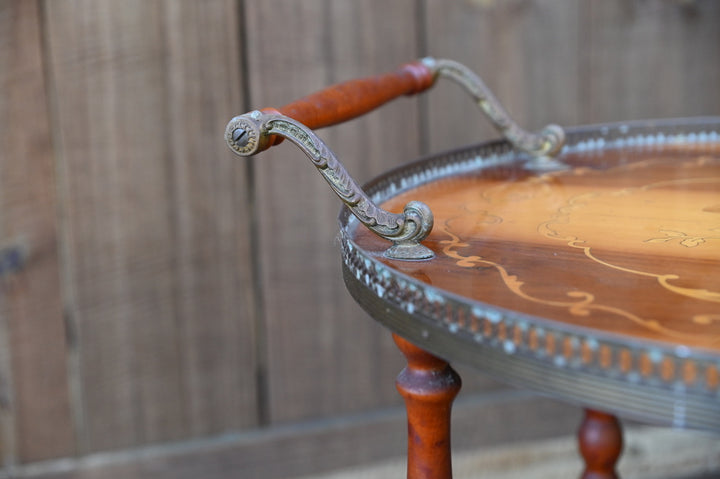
xmin=645 ymin=228 xmax=720 ymax=248
xmin=374 ymin=151 xmax=720 ymax=348
xmin=539 ymin=163 xmax=720 ymax=305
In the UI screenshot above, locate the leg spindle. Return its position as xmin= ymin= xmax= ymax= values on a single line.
xmin=393 ymin=334 xmax=461 ymax=479
xmin=578 ymin=409 xmax=623 ymax=479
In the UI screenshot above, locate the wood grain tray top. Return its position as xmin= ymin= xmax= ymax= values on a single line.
xmin=340 ymin=118 xmax=720 ymax=430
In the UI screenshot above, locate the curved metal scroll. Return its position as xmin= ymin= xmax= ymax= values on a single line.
xmin=225 ymin=111 xmax=434 ymax=260
xmin=422 ymin=58 xmax=565 ymax=159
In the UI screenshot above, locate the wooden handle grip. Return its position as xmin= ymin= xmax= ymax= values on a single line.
xmin=228 ymin=57 xmax=564 ymax=160
xmin=261 ymin=61 xmax=436 ymax=131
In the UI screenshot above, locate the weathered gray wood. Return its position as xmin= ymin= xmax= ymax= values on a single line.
xmin=45 ymin=0 xmax=184 ymax=451
xmin=581 ymin=0 xmax=720 ymax=122
xmin=0 ymin=0 xmax=75 ymax=463
xmin=244 ymin=0 xmax=423 ymax=423
xmin=160 ymin=0 xmax=258 ymax=440
xmin=43 ymin=0 xmax=257 ymax=453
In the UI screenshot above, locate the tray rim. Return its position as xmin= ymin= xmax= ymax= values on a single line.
xmin=339 ymin=116 xmax=720 ymax=431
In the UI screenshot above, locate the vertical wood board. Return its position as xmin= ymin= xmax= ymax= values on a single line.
xmin=0 ymin=0 xmax=75 ymax=463
xmin=44 ymin=0 xmax=257 ymax=453
xmin=161 ymin=0 xmax=258 ymax=440
xmin=45 ymin=0 xmax=186 ymax=451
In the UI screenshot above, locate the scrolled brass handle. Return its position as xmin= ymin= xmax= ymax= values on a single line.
xmin=226 ymin=111 xmax=435 ymax=260
xmin=225 ymin=57 xmax=565 ymax=260
xmin=423 ymin=58 xmax=565 ymax=158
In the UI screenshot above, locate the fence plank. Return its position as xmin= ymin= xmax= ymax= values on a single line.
xmin=161 ymin=0 xmax=258 ymax=440
xmin=244 ymin=0 xmax=423 ymax=423
xmin=582 ymin=0 xmax=720 ymax=122
xmin=44 ymin=0 xmax=256 ymax=453
xmin=0 ymin=0 xmax=75 ymax=463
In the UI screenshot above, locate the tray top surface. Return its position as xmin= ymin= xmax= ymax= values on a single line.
xmin=353 ymin=141 xmax=720 ymax=353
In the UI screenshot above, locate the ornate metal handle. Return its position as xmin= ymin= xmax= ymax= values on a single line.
xmin=424 ymin=58 xmax=565 ymax=157
xmin=225 ymin=58 xmax=565 ymax=260
xmin=226 ymin=111 xmax=435 ymax=260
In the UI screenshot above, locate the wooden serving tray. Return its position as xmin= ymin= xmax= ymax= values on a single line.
xmin=342 ymin=118 xmax=720 ymax=430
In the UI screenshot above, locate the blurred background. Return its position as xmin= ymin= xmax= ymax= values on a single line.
xmin=0 ymin=0 xmax=719 ymax=478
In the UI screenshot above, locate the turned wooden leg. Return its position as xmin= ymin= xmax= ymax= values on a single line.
xmin=578 ymin=409 xmax=624 ymax=479
xmin=393 ymin=333 xmax=461 ymax=479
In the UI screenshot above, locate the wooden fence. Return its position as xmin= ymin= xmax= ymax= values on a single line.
xmin=0 ymin=0 xmax=718 ymax=477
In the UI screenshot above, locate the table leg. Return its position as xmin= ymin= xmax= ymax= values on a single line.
xmin=578 ymin=409 xmax=624 ymax=479
xmin=393 ymin=333 xmax=461 ymax=479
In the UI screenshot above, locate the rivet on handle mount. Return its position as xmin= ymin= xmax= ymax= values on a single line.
xmin=225 ymin=57 xmax=565 ymax=261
